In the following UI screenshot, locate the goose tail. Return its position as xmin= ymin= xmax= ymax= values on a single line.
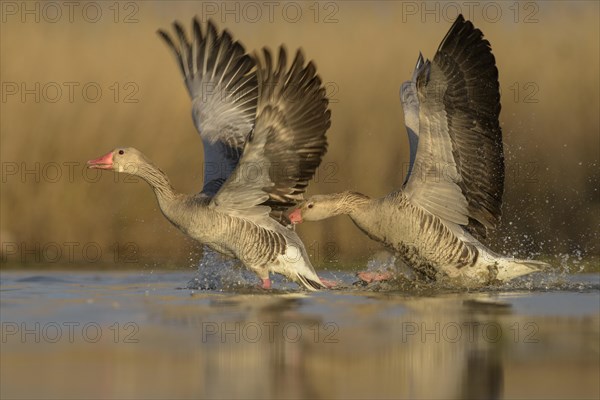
xmin=296 ymin=272 xmax=326 ymax=291
xmin=496 ymin=258 xmax=549 ymax=282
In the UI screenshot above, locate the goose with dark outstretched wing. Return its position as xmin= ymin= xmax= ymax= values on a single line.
xmin=289 ymin=15 xmax=548 ymax=286
xmin=88 ymin=19 xmax=331 ymax=290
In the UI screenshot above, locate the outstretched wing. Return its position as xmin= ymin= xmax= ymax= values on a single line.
xmin=210 ymin=47 xmax=331 ymax=218
xmin=403 ymin=14 xmax=504 ymax=238
xmin=158 ymin=18 xmax=258 ymax=196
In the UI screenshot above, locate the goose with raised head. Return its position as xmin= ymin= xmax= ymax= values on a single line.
xmin=289 ymin=15 xmax=548 ymax=287
xmin=88 ymin=19 xmax=332 ymax=290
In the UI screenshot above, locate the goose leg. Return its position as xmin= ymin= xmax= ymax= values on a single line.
xmin=357 ymin=271 xmax=394 ymax=283
xmin=260 ymin=277 xmax=272 ymax=289
xmin=251 ymin=265 xmax=272 ymax=290
xmin=318 ymin=277 xmax=339 ymax=288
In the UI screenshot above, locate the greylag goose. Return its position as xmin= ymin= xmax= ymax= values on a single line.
xmin=88 ymin=19 xmax=331 ymax=290
xmin=289 ymin=15 xmax=549 ymax=287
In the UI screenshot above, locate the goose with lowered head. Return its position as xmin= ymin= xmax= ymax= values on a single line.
xmin=289 ymin=15 xmax=548 ymax=287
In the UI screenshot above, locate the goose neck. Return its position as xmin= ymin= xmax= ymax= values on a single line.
xmin=339 ymin=191 xmax=371 ymax=216
xmin=136 ymin=163 xmax=176 ymax=203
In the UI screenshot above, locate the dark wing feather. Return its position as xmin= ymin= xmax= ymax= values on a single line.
xmin=404 ymin=14 xmax=504 ymax=238
xmin=257 ymin=48 xmax=330 ymax=210
xmin=210 ymin=47 xmax=331 ymax=217
xmin=158 ymin=18 xmax=258 ymax=196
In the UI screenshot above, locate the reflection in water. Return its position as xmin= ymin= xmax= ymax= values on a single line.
xmin=463 ymin=349 xmax=503 ymax=400
xmin=149 ymin=294 xmax=325 ymax=398
xmin=144 ymin=293 xmax=517 ymax=399
xmin=0 ymin=271 xmax=598 ymax=399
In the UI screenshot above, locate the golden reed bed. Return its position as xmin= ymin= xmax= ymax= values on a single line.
xmin=1 ymin=2 xmax=598 ymax=268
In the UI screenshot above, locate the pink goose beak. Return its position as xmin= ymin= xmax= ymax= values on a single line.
xmin=288 ymin=208 xmax=303 ymax=224
xmin=87 ymin=151 xmax=114 ymax=170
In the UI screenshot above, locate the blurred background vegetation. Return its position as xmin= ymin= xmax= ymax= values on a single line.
xmin=1 ymin=1 xmax=598 ymax=270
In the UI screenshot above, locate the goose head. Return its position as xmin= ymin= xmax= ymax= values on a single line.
xmin=87 ymin=147 xmax=150 ymax=175
xmin=289 ymin=194 xmax=348 ymax=224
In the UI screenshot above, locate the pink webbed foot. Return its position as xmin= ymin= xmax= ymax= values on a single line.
xmin=357 ymin=271 xmax=394 ymax=283
xmin=318 ymin=277 xmax=340 ymax=289
xmin=260 ymin=278 xmax=272 ymax=290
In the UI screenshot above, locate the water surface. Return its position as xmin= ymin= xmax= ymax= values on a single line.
xmin=1 ymin=269 xmax=598 ymax=399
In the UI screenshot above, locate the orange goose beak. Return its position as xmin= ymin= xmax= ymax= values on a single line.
xmin=87 ymin=151 xmax=114 ymax=170
xmin=288 ymin=208 xmax=303 ymax=224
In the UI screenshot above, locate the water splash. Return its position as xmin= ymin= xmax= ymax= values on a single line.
xmin=361 ymin=249 xmax=418 ymax=280
xmin=185 ymin=247 xmax=316 ymax=292
xmin=181 ymin=245 xmax=597 ymax=293
xmin=348 ymin=249 xmax=599 ymax=294
xmin=186 ymin=247 xmax=257 ymax=291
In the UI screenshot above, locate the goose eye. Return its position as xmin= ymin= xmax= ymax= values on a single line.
xmin=118 ymin=150 xmax=124 ymax=155
xmin=307 ymin=203 xmax=314 ymax=209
